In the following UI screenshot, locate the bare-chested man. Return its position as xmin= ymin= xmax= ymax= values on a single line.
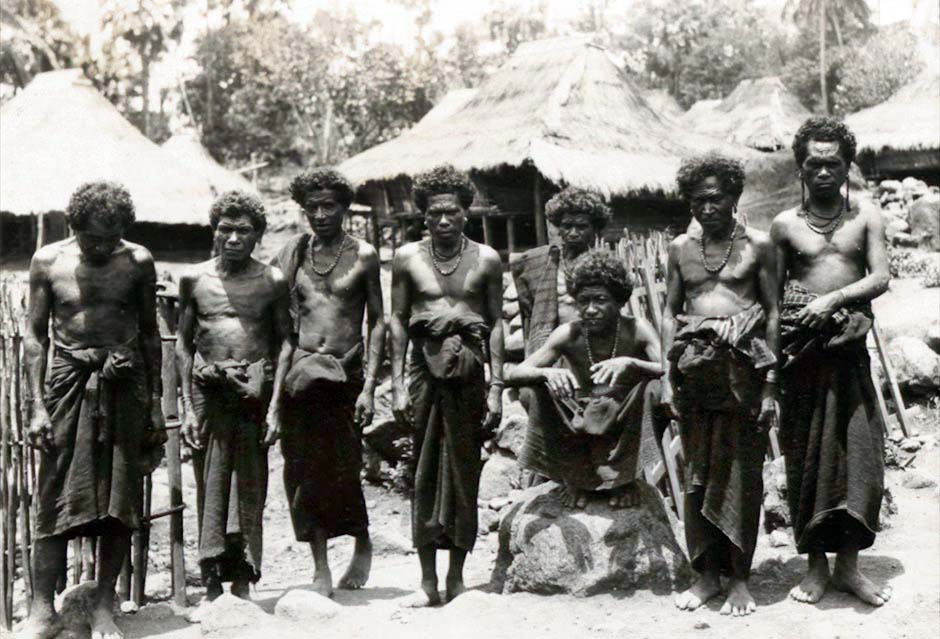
xmin=506 ymin=250 xmax=664 ymax=509
xmin=22 ymin=182 xmax=166 ymax=639
xmin=771 ymin=116 xmax=891 ymax=607
xmin=176 ymin=191 xmax=292 ymax=601
xmin=272 ymin=168 xmax=385 ymax=598
xmin=390 ymin=165 xmax=504 ymax=606
xmin=661 ymin=154 xmax=779 ymax=617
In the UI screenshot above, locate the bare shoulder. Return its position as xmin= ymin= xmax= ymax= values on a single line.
xmin=631 ymin=315 xmax=657 ymax=341
xmin=744 ymin=226 xmax=773 ymax=250
xmin=123 ymin=240 xmax=155 ymax=267
xmin=856 ymin=199 xmax=884 ymax=226
xmin=253 ymin=258 xmax=287 ymax=287
xmin=669 ymin=233 xmax=691 ymax=253
xmin=770 ymin=206 xmax=800 ymax=238
xmin=548 ymin=320 xmax=579 ymax=350
xmin=353 ymin=237 xmax=380 ymax=267
xmin=30 ymin=239 xmax=68 ymax=270
xmin=179 ymin=259 xmax=214 ymax=286
xmin=471 ymin=240 xmax=502 ymax=271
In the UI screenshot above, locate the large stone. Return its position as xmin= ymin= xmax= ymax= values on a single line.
xmin=902 ymin=471 xmax=938 ymax=490
xmin=909 ymin=194 xmax=940 ymax=250
xmin=887 ymin=336 xmax=940 ymax=392
xmin=57 ymin=581 xmax=98 ymax=632
xmin=503 ymin=300 xmax=520 ymax=320
xmin=879 ymin=179 xmax=902 ymax=194
xmin=926 ymin=321 xmax=940 ymax=355
xmin=885 ymin=218 xmax=910 ymax=242
xmin=902 ymin=176 xmax=929 ymax=199
xmin=190 ymin=593 xmax=290 ymax=638
xmin=762 ymin=457 xmax=790 ymax=532
xmin=491 ymin=481 xmax=692 ymax=595
xmin=478 ymin=452 xmax=520 ymax=502
xmin=495 ymin=389 xmax=528 ymax=457
xmin=274 ymin=589 xmax=343 ymax=622
xmin=505 ymin=329 xmax=525 ymax=361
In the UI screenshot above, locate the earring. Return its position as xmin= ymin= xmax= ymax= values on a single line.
xmin=800 ymin=180 xmax=806 ymax=209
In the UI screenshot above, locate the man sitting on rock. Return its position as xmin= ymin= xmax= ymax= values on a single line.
xmin=506 ymin=250 xmax=664 ymax=509
xmin=661 ymin=153 xmax=779 ymax=618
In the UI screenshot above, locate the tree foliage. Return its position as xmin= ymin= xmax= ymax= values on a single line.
xmin=0 ymin=0 xmax=84 ymax=89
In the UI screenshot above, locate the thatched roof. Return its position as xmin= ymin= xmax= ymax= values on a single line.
xmin=411 ymin=88 xmax=478 ymax=131
xmin=339 ymin=35 xmax=756 ymax=198
xmin=641 ymin=88 xmax=684 ymax=122
xmin=161 ymin=131 xmax=259 ymax=197
xmin=0 ymin=69 xmax=215 ymax=225
xmin=681 ymin=77 xmax=811 ymax=152
xmin=845 ymin=69 xmax=940 ymax=153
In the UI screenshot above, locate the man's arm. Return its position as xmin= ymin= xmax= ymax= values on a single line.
xmin=505 ymin=323 xmax=579 ymax=398
xmin=769 ymin=214 xmax=789 ymax=300
xmin=483 ymin=248 xmax=505 ymax=432
xmin=24 ymin=249 xmax=54 ymax=451
xmin=389 ymin=248 xmax=413 ymax=424
xmin=264 ymin=270 xmax=294 ymax=445
xmin=134 ymin=249 xmax=165 ymax=432
xmin=175 ymin=272 xmax=201 ymax=448
xmin=589 ymin=316 xmax=664 ymax=386
xmin=660 ymin=239 xmax=685 ymax=417
xmin=755 ymin=234 xmax=781 ymax=428
xmin=355 ymin=245 xmax=387 ymax=428
xmin=838 ymin=208 xmax=890 ymax=304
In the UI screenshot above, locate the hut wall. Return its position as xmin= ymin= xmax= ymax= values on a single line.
xmin=124 ymin=222 xmax=212 ymax=261
xmin=859 ymin=148 xmax=940 ymax=186
xmin=1 ymin=211 xmax=68 ymax=261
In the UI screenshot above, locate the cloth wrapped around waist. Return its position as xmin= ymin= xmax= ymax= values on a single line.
xmin=283 ymin=343 xmax=363 ymax=397
xmin=780 ymin=282 xmax=873 ymax=367
xmin=408 ymin=309 xmax=489 ymax=381
xmin=667 ymin=303 xmax=775 ymax=411
xmin=192 ymin=354 xmax=273 ymax=401
xmin=550 ymin=384 xmax=633 ymax=437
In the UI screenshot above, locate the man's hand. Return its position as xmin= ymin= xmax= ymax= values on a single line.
xmin=28 ymin=406 xmax=55 ymax=453
xmin=353 ymin=389 xmax=375 ymax=431
xmin=795 ymin=291 xmax=841 ymax=330
xmin=590 ymin=357 xmax=637 ymax=386
xmin=181 ymin=409 xmax=206 ymax=450
xmin=757 ymin=384 xmax=778 ymax=433
xmin=482 ymin=385 xmax=502 ymax=437
xmin=147 ymin=398 xmax=168 ymax=447
xmin=261 ymin=407 xmax=280 ymax=447
xmin=543 ymin=368 xmax=580 ymax=400
xmin=392 ymin=388 xmax=413 ymax=426
xmin=659 ymin=380 xmax=680 ymax=421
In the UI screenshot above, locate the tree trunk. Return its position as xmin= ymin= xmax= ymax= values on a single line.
xmin=818 ymin=2 xmax=828 ymax=114
xmin=830 ymin=12 xmax=843 ymax=48
xmin=142 ymin=59 xmax=151 ymax=139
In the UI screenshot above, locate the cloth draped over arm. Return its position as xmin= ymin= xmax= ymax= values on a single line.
xmin=510 ymin=245 xmax=560 ymax=357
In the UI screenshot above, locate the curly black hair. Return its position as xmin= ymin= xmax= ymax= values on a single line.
xmin=545 ymin=187 xmax=612 ymax=229
xmin=290 ymin=167 xmax=354 ymax=209
xmin=676 ymin=152 xmax=746 ymax=201
xmin=791 ymin=116 xmax=857 ymax=166
xmin=413 ymin=165 xmax=475 ymax=212
xmin=66 ymin=181 xmax=135 ymax=231
xmin=209 ymin=190 xmax=267 ymax=233
xmin=566 ymin=250 xmax=634 ymax=305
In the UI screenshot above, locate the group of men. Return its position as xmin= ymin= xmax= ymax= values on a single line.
xmin=20 ymin=115 xmax=890 ymax=638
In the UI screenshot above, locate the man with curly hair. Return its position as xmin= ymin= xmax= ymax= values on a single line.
xmin=510 ymin=186 xmax=612 ymax=357
xmin=390 ymin=165 xmax=504 ymax=606
xmin=23 ymin=181 xmax=167 ymax=639
xmin=176 ymin=191 xmax=292 ymax=601
xmin=770 ymin=116 xmax=891 ymax=607
xmin=271 ymin=167 xmax=385 ymax=597
xmin=662 ymin=153 xmax=779 ymax=617
xmin=506 ymin=250 xmax=664 ymax=509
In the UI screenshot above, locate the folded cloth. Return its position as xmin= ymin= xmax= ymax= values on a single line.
xmin=779 ymin=282 xmax=883 ymax=554
xmin=191 ymin=355 xmax=273 ymax=583
xmin=408 ymin=308 xmax=490 ymax=551
xmin=281 ymin=344 xmax=369 ymax=540
xmin=509 ymin=245 xmax=561 ymax=356
xmin=36 ymin=338 xmax=148 ymax=539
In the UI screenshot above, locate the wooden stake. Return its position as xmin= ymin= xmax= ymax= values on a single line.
xmin=872 ymin=321 xmax=911 ymax=437
xmin=533 ymin=172 xmax=547 ymax=246
xmin=1 ymin=333 xmax=13 ymax=631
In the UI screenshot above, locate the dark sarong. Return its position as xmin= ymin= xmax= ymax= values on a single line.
xmin=668 ymin=304 xmax=774 ymax=574
xmin=408 ymin=309 xmax=489 ymax=551
xmin=191 ymin=356 xmax=272 ymax=583
xmin=779 ymin=282 xmax=883 ymax=554
xmin=519 ymin=378 xmax=663 ymax=491
xmin=280 ymin=344 xmax=369 ymax=541
xmin=36 ymin=340 xmax=148 ymax=539
xmin=510 ymin=245 xmax=561 ymax=356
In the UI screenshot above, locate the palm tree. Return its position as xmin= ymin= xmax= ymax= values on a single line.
xmin=783 ymin=0 xmax=870 ymax=113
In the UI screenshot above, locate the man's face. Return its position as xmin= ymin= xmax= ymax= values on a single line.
xmin=802 ymin=139 xmax=848 ymax=199
xmin=424 ymin=193 xmax=466 ymax=242
xmin=303 ymin=189 xmax=346 ymax=239
xmin=690 ymin=175 xmax=737 ymax=234
xmin=214 ymin=212 xmax=261 ymax=264
xmin=576 ymin=284 xmax=620 ymax=334
xmin=75 ymin=216 xmax=125 ymax=264
xmin=557 ymin=213 xmax=597 ymax=256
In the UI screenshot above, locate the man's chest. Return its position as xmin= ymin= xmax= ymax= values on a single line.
xmin=787 ymin=218 xmax=866 ymax=264
xmin=50 ymin=258 xmax=138 ymax=309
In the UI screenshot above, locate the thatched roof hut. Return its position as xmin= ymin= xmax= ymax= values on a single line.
xmin=680 ymin=77 xmax=811 ymax=152
xmin=0 ymin=70 xmax=216 ymax=257
xmin=339 ymin=35 xmax=755 ymax=253
xmin=641 ymin=88 xmax=684 ymax=122
xmin=161 ymin=131 xmax=259 ymax=197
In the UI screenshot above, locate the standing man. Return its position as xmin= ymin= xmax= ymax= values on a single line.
xmin=770 ymin=117 xmax=891 ymax=607
xmin=273 ymin=168 xmax=385 ymax=598
xmin=661 ymin=154 xmax=779 ymax=617
xmin=176 ymin=191 xmax=293 ymax=600
xmin=390 ymin=165 xmax=504 ymax=606
xmin=22 ymin=181 xmax=166 ymax=639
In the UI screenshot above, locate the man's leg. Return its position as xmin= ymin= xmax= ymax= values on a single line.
xmin=832 ymin=549 xmax=892 ymax=606
xmin=445 ymin=549 xmax=467 ymax=602
xmin=309 ymin=528 xmax=333 ymax=598
xmin=676 ymin=490 xmax=721 ymax=611
xmin=19 ymin=537 xmax=66 ymax=639
xmin=337 ymin=532 xmax=372 ymax=590
xmin=789 ymin=550 xmax=830 ymax=604
xmin=91 ymin=528 xmax=131 ymax=639
xmin=402 ymin=545 xmax=441 ymax=607
xmin=720 ymin=543 xmax=756 ymax=617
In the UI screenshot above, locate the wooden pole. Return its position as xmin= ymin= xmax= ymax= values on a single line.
xmin=482 ymin=214 xmax=493 ymax=247
xmin=506 ymin=217 xmax=517 ymax=254
xmin=35 ymin=211 xmax=45 ymax=253
xmin=1 ymin=332 xmax=12 ymax=631
xmin=872 ymin=321 xmax=911 ymax=437
xmin=533 ymin=172 xmax=547 ymax=246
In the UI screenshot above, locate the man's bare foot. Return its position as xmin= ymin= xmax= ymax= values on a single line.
xmin=312 ymin=567 xmax=334 ymax=599
xmin=400 ymin=579 xmax=441 ymax=608
xmin=205 ymin=577 xmax=224 ymax=602
xmin=674 ymin=574 xmax=721 ymax=611
xmin=789 ymin=554 xmax=830 ymax=604
xmin=445 ymin=575 xmax=466 ymax=603
xmin=608 ymin=483 xmax=640 ymax=509
xmin=16 ymin=609 xmax=62 ymax=639
xmin=720 ymin=579 xmax=757 ymax=616
xmin=230 ymin=579 xmax=250 ymax=599
xmin=560 ymin=485 xmax=588 ymax=509
xmin=338 ymin=538 xmax=372 ymax=590
xmin=832 ymin=559 xmax=892 ymax=606
xmin=90 ymin=605 xmax=124 ymax=639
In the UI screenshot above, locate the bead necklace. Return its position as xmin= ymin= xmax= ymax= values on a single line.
xmin=585 ymin=318 xmax=620 ymax=366
xmin=309 ymin=233 xmax=348 ymax=277
xmin=698 ymin=225 xmax=738 ymax=274
xmin=430 ymin=236 xmax=467 ymax=276
xmin=801 ymin=199 xmax=847 ymax=235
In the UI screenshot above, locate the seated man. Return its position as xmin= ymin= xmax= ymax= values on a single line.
xmin=177 ymin=191 xmax=292 ymax=600
xmin=506 ymin=250 xmax=664 ymax=509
